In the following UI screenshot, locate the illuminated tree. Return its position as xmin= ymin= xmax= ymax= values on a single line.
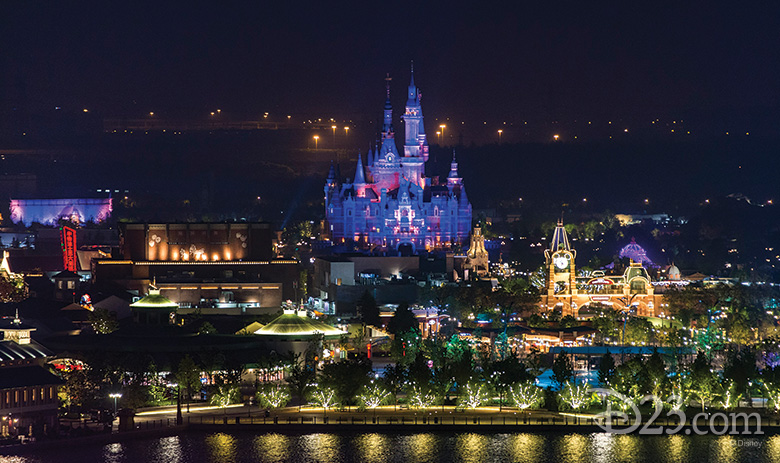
xmin=88 ymin=308 xmax=119 ymax=334
xmin=764 ymin=383 xmax=780 ymax=413
xmin=357 ymin=381 xmax=391 ymax=410
xmin=719 ymin=380 xmax=742 ymax=410
xmin=310 ymin=386 xmax=338 ymax=410
xmin=558 ymin=382 xmax=592 ymax=410
xmin=459 ymin=382 xmax=489 ymax=409
xmin=256 ymin=384 xmax=290 ymax=409
xmin=408 ymin=386 xmax=436 ymax=409
xmin=510 ymin=381 xmax=544 ymax=410
xmin=210 ymin=381 xmax=239 ymax=408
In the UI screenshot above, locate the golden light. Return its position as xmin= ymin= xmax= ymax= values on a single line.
xmin=210 ymin=112 xmax=215 ymax=116
xmin=82 ymin=109 xmax=89 ymax=113
xmin=331 ymin=125 xmax=337 ymax=129
xmin=149 ymin=112 xmax=154 ymax=116
xmin=217 ymin=109 xmax=221 ymax=113
xmin=553 ymin=134 xmax=560 ymax=141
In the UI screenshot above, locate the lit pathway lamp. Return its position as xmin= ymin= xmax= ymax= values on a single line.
xmin=313 ymin=135 xmax=319 ymax=151
xmin=109 ymin=393 xmax=122 ymax=416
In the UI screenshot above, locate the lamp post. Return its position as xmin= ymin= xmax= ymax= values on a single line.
xmin=331 ymin=125 xmax=337 ymax=148
xmin=109 ymin=393 xmax=122 ymax=416
xmin=343 ymin=126 xmax=350 ymax=148
xmin=313 ymin=135 xmax=319 ymax=151
xmin=168 ymin=382 xmax=182 ymax=425
xmin=436 ymin=131 xmax=441 ymax=144
xmin=497 ymin=129 xmax=503 ymax=144
xmin=439 ymin=124 xmax=446 ymax=145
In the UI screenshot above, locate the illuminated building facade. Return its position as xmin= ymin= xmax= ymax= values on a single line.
xmin=542 ymin=221 xmax=662 ymax=317
xmin=324 ymin=67 xmax=472 ymax=252
xmin=120 ymin=222 xmax=273 ymax=262
xmin=9 ymin=198 xmax=112 ymax=227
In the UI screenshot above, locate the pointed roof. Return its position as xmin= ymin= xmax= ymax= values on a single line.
xmin=130 ymin=289 xmax=178 ymax=309
xmin=254 ymin=310 xmax=345 ymax=337
xmin=407 ymin=61 xmax=419 ymax=106
xmin=354 ymin=152 xmax=366 ymax=184
xmin=326 ymin=161 xmax=336 ymax=182
xmin=549 ymin=220 xmax=572 ymax=253
xmin=448 ymin=150 xmax=460 ymax=179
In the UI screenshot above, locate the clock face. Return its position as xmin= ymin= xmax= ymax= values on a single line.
xmin=554 ymin=255 xmax=569 ymax=270
xmin=386 ymin=154 xmax=395 ymax=162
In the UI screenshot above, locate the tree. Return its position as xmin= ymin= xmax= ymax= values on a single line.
xmin=510 ymin=381 xmax=544 ymax=409
xmin=175 ymin=355 xmax=202 ymax=408
xmin=356 ymin=291 xmax=381 ymax=327
xmin=459 ymin=382 xmax=489 ymax=409
xmin=597 ymin=353 xmax=615 ymax=386
xmin=357 ymin=381 xmax=391 ymax=410
xmin=256 ymin=384 xmax=290 ymax=409
xmin=387 ymin=303 xmax=417 ymax=335
xmin=319 ymin=357 xmax=372 ymax=406
xmin=558 ymin=382 xmax=592 ymax=410
xmin=552 ymin=351 xmax=574 ymax=388
xmin=88 ymin=308 xmax=119 ymax=334
xmin=688 ymin=351 xmax=718 ymax=412
xmin=287 ymin=354 xmax=316 ymax=407
xmin=559 ymin=315 xmax=578 ymax=328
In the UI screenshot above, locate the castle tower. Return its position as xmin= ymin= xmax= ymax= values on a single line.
xmin=466 ymin=225 xmax=489 ymax=277
xmin=402 ymin=62 xmax=427 ymax=188
xmin=544 ymin=220 xmax=577 ymax=315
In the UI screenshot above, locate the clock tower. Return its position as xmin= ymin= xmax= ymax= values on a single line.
xmin=544 ymin=220 xmax=577 ymax=315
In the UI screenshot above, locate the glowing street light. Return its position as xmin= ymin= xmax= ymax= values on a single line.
xmin=313 ymin=135 xmax=319 ymax=150
xmin=498 ymin=129 xmax=503 ymax=144
xmin=553 ymin=134 xmax=560 ymax=141
xmin=343 ymin=126 xmax=350 ymax=148
xmin=109 ymin=393 xmax=122 ymax=415
xmin=439 ymin=124 xmax=446 ymax=145
xmin=436 ymin=131 xmax=441 ymax=143
xmin=331 ymin=125 xmax=337 ymax=148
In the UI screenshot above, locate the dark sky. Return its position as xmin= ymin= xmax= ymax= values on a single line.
xmin=2 ymin=2 xmax=779 ymax=125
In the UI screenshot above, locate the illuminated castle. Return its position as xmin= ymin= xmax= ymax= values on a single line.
xmin=324 ymin=67 xmax=472 ymax=252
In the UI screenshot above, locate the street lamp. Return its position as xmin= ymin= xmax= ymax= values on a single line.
xmin=497 ymin=129 xmax=503 ymax=144
xmin=109 ymin=393 xmax=122 ymax=415
xmin=331 ymin=125 xmax=337 ymax=148
xmin=439 ymin=124 xmax=446 ymax=145
xmin=436 ymin=131 xmax=441 ymax=143
xmin=313 ymin=135 xmax=319 ymax=151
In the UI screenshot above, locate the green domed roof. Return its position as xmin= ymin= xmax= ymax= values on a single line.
xmin=254 ymin=310 xmax=345 ymax=337
xmin=130 ymin=290 xmax=178 ymax=309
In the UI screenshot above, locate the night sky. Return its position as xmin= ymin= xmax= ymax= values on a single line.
xmin=3 ymin=2 xmax=779 ymax=126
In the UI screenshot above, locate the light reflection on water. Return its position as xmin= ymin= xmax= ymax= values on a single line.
xmin=5 ymin=430 xmax=780 ymax=463
xmin=353 ymin=433 xmax=390 ymax=463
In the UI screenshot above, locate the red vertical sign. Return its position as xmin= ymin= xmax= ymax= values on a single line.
xmin=60 ymin=226 xmax=77 ymax=272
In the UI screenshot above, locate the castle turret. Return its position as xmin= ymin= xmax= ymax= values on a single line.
xmin=354 ymin=152 xmax=366 ymax=197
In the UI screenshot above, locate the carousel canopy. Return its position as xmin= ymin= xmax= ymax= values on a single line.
xmin=254 ymin=310 xmax=345 ymax=337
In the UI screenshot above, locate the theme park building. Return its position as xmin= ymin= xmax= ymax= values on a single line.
xmin=542 ymin=221 xmax=663 ymax=317
xmin=324 ymin=68 xmax=472 ymax=252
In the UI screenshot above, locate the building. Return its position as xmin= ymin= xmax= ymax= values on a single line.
xmin=324 ymin=67 xmax=472 ymax=253
xmin=119 ymin=222 xmax=273 ymax=262
xmin=252 ymin=309 xmax=347 ymax=357
xmin=542 ymin=221 xmax=662 ymax=317
xmin=94 ymin=222 xmax=298 ymax=310
xmin=0 ymin=315 xmax=63 ymax=438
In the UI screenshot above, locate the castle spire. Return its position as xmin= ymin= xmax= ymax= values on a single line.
xmin=354 ymin=152 xmax=366 ymax=185
xmin=326 ymin=160 xmax=336 ymax=182
xmin=383 ymin=73 xmax=394 ymax=135
xmin=447 ymin=149 xmax=460 ymax=179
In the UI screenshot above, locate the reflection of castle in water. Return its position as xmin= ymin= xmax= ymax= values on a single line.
xmin=541 ymin=221 xmax=664 ymax=317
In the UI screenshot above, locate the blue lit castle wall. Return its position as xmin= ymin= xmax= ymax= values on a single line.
xmin=324 ymin=68 xmax=472 ymax=252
